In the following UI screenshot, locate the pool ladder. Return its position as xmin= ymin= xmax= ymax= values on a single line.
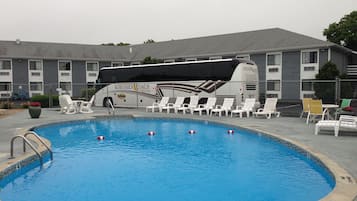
xmin=9 ymin=131 xmax=53 ymax=166
xmin=107 ymin=99 xmax=115 ymax=115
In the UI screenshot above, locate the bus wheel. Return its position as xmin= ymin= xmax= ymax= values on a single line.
xmin=103 ymin=97 xmax=113 ymax=107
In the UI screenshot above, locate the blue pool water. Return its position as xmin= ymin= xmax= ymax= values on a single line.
xmin=0 ymin=118 xmax=334 ymax=201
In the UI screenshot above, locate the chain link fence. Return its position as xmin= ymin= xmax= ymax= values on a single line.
xmin=1 ymin=79 xmax=357 ymax=115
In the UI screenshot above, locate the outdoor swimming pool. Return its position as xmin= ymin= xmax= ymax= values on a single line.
xmin=0 ymin=118 xmax=334 ymax=201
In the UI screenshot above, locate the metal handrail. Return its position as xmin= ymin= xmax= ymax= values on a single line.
xmin=10 ymin=135 xmax=43 ymax=165
xmin=24 ymin=131 xmax=53 ymax=161
xmin=107 ymin=99 xmax=115 ymax=115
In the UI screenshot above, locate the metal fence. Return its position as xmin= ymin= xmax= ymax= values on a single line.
xmin=1 ymin=79 xmax=357 ymax=108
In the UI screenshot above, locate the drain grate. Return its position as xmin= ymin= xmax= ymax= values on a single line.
xmin=340 ymin=176 xmax=356 ymax=184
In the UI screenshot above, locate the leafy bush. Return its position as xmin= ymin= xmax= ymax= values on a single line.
xmin=80 ymin=88 xmax=97 ymax=99
xmin=0 ymin=102 xmax=13 ymax=109
xmin=314 ymin=62 xmax=353 ymax=103
xmin=21 ymin=102 xmax=29 ymax=109
xmin=30 ymin=95 xmax=59 ymax=108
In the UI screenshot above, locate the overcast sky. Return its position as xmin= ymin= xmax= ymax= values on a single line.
xmin=0 ymin=0 xmax=356 ymax=45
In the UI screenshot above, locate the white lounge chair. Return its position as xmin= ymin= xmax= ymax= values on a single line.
xmin=161 ymin=97 xmax=185 ymax=113
xmin=176 ymin=96 xmax=199 ymax=114
xmin=59 ymin=95 xmax=77 ymax=114
xmin=253 ymin=98 xmax=280 ymax=119
xmin=231 ymin=98 xmax=256 ymax=118
xmin=211 ymin=98 xmax=234 ymax=117
xmin=145 ymin=97 xmax=170 ymax=112
xmin=315 ymin=115 xmax=357 ymax=137
xmin=192 ymin=97 xmax=217 ymax=115
xmin=79 ymin=95 xmax=95 ymax=113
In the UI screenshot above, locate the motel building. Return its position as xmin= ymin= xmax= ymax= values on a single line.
xmin=0 ymin=28 xmax=356 ymax=102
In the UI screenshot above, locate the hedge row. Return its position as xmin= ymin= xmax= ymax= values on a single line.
xmin=30 ymin=95 xmax=59 ymax=108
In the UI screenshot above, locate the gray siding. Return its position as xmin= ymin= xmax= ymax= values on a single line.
xmin=43 ymin=60 xmax=58 ymax=95
xmin=251 ymin=53 xmax=266 ymax=100
xmin=282 ymin=51 xmax=300 ymax=100
xmin=319 ymin=49 xmax=328 ymax=68
xmin=331 ymin=48 xmax=348 ymax=73
xmin=12 ymin=59 xmax=29 ymax=95
xmin=99 ymin=61 xmax=111 ymax=69
xmin=72 ymin=61 xmax=86 ymax=97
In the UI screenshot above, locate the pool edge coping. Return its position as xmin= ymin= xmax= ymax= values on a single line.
xmin=1 ymin=114 xmax=357 ymax=201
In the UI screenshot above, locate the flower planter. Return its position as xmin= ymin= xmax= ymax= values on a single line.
xmin=28 ymin=102 xmax=42 ymax=118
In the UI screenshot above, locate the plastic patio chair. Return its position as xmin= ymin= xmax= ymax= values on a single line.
xmin=211 ymin=98 xmax=234 ymax=117
xmin=300 ymin=98 xmax=312 ymax=118
xmin=231 ymin=98 xmax=256 ymax=118
xmin=176 ymin=96 xmax=199 ymax=114
xmin=253 ymin=98 xmax=280 ymax=119
xmin=145 ymin=97 xmax=170 ymax=112
xmin=306 ymin=99 xmax=327 ymax=124
xmin=192 ymin=97 xmax=217 ymax=115
xmin=315 ymin=115 xmax=357 ymax=137
xmin=334 ymin=99 xmax=352 ymax=119
xmin=79 ymin=95 xmax=95 ymax=113
xmin=161 ymin=97 xmax=185 ymax=113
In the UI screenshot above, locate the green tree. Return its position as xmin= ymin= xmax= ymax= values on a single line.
xmin=142 ymin=56 xmax=163 ymax=64
xmin=144 ymin=39 xmax=155 ymax=44
xmin=314 ymin=62 xmax=339 ymax=103
xmin=315 ymin=61 xmax=340 ymax=80
xmin=314 ymin=62 xmax=353 ymax=102
xmin=117 ymin=42 xmax=130 ymax=46
xmin=101 ymin=43 xmax=115 ymax=46
xmin=323 ymin=10 xmax=357 ymax=51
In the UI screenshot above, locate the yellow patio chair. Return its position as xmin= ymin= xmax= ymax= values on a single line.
xmin=306 ymin=99 xmax=327 ymax=124
xmin=300 ymin=98 xmax=312 ymax=118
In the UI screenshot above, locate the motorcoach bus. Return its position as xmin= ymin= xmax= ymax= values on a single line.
xmin=94 ymin=58 xmax=259 ymax=108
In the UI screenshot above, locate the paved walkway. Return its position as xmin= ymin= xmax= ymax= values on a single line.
xmin=1 ymin=107 xmax=357 ymax=198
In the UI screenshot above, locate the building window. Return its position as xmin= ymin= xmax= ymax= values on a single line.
xmin=0 ymin=60 xmax=12 ymax=70
xmin=268 ymin=67 xmax=279 ymax=73
xmin=185 ymin=58 xmax=197 ymax=62
xmin=0 ymin=82 xmax=11 ymax=91
xmin=29 ymin=60 xmax=42 ymax=70
xmin=30 ymin=82 xmax=43 ymax=91
xmin=112 ymin=62 xmax=123 ymax=67
xmin=302 ymin=51 xmax=318 ymax=64
xmin=31 ymin=72 xmax=41 ymax=76
xmin=267 ymin=93 xmax=279 ymax=98
xmin=87 ymin=82 xmax=95 ymax=88
xmin=267 ymin=80 xmax=280 ymax=91
xmin=0 ymin=72 xmax=10 ymax=76
xmin=304 ymin=66 xmax=315 ymax=71
xmin=302 ymin=80 xmax=314 ymax=91
xmin=303 ymin=94 xmax=315 ymax=98
xmin=236 ymin=55 xmax=250 ymax=60
xmin=59 ymin=82 xmax=72 ymax=91
xmin=267 ymin=53 xmax=281 ymax=65
xmin=86 ymin=62 xmax=99 ymax=71
xmin=164 ymin=59 xmax=175 ymax=63
xmin=59 ymin=61 xmax=71 ymax=71
xmin=209 ymin=56 xmax=222 ymax=60
xmin=131 ymin=61 xmax=141 ymax=65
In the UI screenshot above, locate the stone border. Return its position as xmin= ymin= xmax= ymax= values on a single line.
xmin=1 ymin=115 xmax=357 ymax=201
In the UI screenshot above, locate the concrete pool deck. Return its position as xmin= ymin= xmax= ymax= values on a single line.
xmin=0 ymin=107 xmax=357 ymax=200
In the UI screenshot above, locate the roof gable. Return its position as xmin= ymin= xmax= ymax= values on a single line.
xmin=0 ymin=28 xmax=343 ymax=61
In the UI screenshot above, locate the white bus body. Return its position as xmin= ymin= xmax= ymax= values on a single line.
xmin=94 ymin=59 xmax=259 ymax=108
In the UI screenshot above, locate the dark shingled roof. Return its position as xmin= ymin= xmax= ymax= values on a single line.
xmin=0 ymin=28 xmax=349 ymax=61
